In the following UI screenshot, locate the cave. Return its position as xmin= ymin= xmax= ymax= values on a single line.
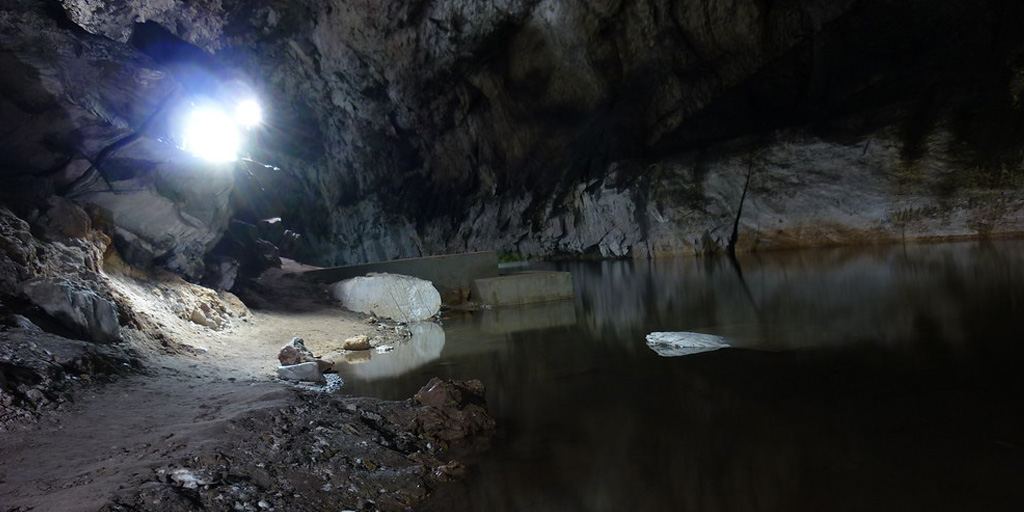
xmin=2 ymin=0 xmax=1024 ymax=510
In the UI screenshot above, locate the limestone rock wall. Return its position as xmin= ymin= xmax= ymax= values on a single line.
xmin=8 ymin=0 xmax=1024 ymax=268
xmin=0 ymin=2 xmax=234 ymax=279
xmin=233 ymin=0 xmax=1024 ymax=262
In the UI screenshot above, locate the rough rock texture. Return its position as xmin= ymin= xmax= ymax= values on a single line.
xmin=329 ymin=273 xmax=442 ymax=323
xmin=204 ymin=220 xmax=282 ymax=289
xmin=201 ymin=255 xmax=239 ymax=291
xmin=65 ymin=138 xmax=235 ymax=280
xmin=411 ymin=378 xmax=496 ymax=443
xmin=275 ymin=361 xmax=323 ymax=383
xmin=277 ymin=336 xmax=315 ymax=366
xmin=19 ymin=277 xmax=121 ymax=344
xmin=30 ymin=196 xmax=93 ymax=241
xmin=104 ymin=380 xmax=495 ymax=512
xmin=342 ymin=334 xmax=371 ymax=351
xmin=0 ymin=208 xmax=121 ymax=344
xmin=0 ymin=208 xmax=40 ymax=296
xmin=6 ymin=0 xmax=1024 ymax=270
xmin=0 ymin=2 xmax=234 ymax=280
xmin=151 ymin=0 xmax=1024 ymax=263
xmin=0 ymin=327 xmax=135 ymax=426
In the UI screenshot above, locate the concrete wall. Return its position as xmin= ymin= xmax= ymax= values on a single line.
xmin=303 ymin=251 xmax=498 ymax=303
xmin=471 ymin=271 xmax=574 ymax=306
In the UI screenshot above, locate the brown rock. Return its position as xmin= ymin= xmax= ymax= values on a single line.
xmin=278 ymin=337 xmax=316 ymax=365
xmin=342 ymin=335 xmax=371 ymax=351
xmin=410 ymin=378 xmax=495 ymax=442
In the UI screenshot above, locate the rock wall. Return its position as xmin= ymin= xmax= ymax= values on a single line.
xmin=0 ymin=2 xmax=236 ymax=279
xmin=7 ymin=0 xmax=1024 ymax=268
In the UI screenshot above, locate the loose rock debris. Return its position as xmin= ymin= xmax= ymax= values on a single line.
xmin=101 ymin=379 xmax=495 ymax=512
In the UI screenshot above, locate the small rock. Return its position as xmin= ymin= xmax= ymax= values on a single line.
xmin=164 ymin=467 xmax=218 ymax=489
xmin=276 ymin=362 xmax=324 ymax=383
xmin=432 ymin=460 xmax=467 ymax=482
xmin=342 ymin=335 xmax=371 ymax=351
xmin=278 ymin=337 xmax=316 ymax=365
xmin=190 ymin=308 xmax=219 ymax=329
xmin=24 ymin=388 xmax=48 ymax=405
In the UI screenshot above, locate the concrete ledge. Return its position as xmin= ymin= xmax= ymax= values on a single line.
xmin=471 ymin=271 xmax=573 ymax=306
xmin=303 ymin=251 xmax=497 ymax=303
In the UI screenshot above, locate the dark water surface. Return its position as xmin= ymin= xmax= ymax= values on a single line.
xmin=338 ymin=241 xmax=1024 ymax=512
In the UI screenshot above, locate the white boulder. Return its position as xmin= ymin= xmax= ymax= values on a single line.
xmin=276 ymin=361 xmax=324 ymax=383
xmin=645 ymin=332 xmax=730 ymax=357
xmin=328 ymin=273 xmax=440 ymax=323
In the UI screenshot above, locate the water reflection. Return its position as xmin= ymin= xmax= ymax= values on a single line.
xmin=567 ymin=241 xmax=1024 ymax=352
xmin=479 ymin=300 xmax=577 ymax=335
xmin=343 ymin=241 xmax=1024 ymax=512
xmin=335 ymin=322 xmax=446 ymax=381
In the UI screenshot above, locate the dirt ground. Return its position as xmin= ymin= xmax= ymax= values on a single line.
xmin=0 ymin=260 xmax=493 ymax=512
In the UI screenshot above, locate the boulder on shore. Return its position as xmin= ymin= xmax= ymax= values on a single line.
xmin=328 ymin=273 xmax=440 ymax=323
xmin=278 ymin=337 xmax=315 ymax=366
xmin=276 ymin=362 xmax=324 ymax=383
xmin=342 ymin=335 xmax=371 ymax=351
xmin=278 ymin=337 xmax=332 ymax=373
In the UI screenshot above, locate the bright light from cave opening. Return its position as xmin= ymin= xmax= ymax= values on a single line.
xmin=181 ymin=98 xmax=262 ymax=162
xmin=234 ymin=98 xmax=263 ymax=129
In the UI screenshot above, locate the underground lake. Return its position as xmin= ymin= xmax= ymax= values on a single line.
xmin=336 ymin=239 xmax=1024 ymax=512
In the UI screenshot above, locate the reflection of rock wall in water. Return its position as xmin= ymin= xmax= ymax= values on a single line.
xmin=339 ymin=322 xmax=446 ymax=381
xmin=457 ymin=350 xmax=848 ymax=512
xmin=569 ymin=241 xmax=1024 ymax=352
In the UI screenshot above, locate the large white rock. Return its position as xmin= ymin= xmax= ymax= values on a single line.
xmin=329 ymin=273 xmax=440 ymax=323
xmin=276 ymin=362 xmax=324 ymax=383
xmin=645 ymin=332 xmax=730 ymax=357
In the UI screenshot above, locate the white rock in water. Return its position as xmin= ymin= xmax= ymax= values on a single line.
xmin=276 ymin=361 xmax=324 ymax=383
xmin=328 ymin=273 xmax=440 ymax=323
xmin=645 ymin=332 xmax=730 ymax=357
